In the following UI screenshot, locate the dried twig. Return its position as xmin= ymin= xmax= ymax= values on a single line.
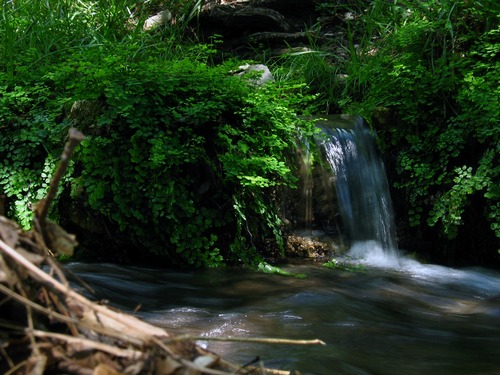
xmin=168 ymin=334 xmax=326 ymax=346
xmin=31 ymin=330 xmax=143 ymax=358
xmin=31 ymin=129 xmax=84 ymax=257
xmin=0 ymin=283 xmax=79 ymax=325
xmin=4 ymin=360 xmax=29 ymax=375
xmin=0 ymin=238 xmax=169 ymax=340
xmin=0 ymin=128 xmax=321 ymax=375
xmin=35 ymin=129 xmax=85 ymax=227
xmin=0 ymin=282 xmax=153 ymax=348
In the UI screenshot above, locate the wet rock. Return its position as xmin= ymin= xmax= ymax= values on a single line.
xmin=285 ymin=235 xmax=332 ymax=259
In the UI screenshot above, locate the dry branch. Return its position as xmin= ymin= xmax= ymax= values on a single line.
xmin=35 ymin=128 xmax=85 ymax=227
xmin=0 ymin=129 xmax=323 ymax=374
xmin=0 ymin=231 xmax=200 ymax=372
xmin=169 ymin=334 xmax=326 ymax=346
xmin=1 ymin=234 xmax=320 ymax=374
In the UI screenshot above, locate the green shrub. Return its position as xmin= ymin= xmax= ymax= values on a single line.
xmin=0 ymin=0 xmax=317 ymax=267
xmin=0 ymin=72 xmax=71 ymax=228
xmin=1 ymin=41 xmax=316 ymax=267
xmin=335 ymin=0 xmax=500 ymax=260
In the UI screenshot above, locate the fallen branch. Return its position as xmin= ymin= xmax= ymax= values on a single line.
xmin=0 ymin=232 xmax=329 ymax=374
xmin=31 ymin=330 xmax=143 ymax=358
xmin=35 ymin=128 xmax=85 ymax=227
xmin=168 ymin=334 xmax=326 ymax=346
xmin=32 ymin=128 xmax=84 ymax=258
xmin=0 ymin=242 xmax=170 ymax=350
xmin=0 ymin=129 xmax=324 ymax=375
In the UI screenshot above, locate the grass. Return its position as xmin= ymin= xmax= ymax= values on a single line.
xmin=0 ymin=0 xmax=205 ymax=76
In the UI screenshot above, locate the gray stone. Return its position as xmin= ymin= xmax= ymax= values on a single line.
xmin=237 ymin=64 xmax=274 ymax=85
xmin=143 ymin=10 xmax=172 ymax=30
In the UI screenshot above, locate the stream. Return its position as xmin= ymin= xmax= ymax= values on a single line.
xmin=67 ymin=249 xmax=500 ymax=375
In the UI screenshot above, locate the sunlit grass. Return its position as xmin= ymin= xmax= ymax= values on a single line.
xmin=0 ymin=0 xmax=205 ymax=75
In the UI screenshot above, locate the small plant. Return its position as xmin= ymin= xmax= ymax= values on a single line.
xmin=323 ymin=258 xmax=366 ymax=272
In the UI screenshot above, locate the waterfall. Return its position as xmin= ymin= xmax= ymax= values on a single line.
xmin=314 ymin=115 xmax=399 ymax=260
xmin=295 ymin=134 xmax=313 ymax=233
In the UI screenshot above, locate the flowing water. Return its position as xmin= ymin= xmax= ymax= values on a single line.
xmin=67 ymin=260 xmax=500 ymax=375
xmin=315 ymin=115 xmax=397 ymax=253
xmin=67 ymin=115 xmax=500 ymax=374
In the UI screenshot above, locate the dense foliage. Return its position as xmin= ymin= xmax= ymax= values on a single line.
xmin=312 ymin=0 xmax=500 ymax=263
xmin=2 ymin=0 xmax=499 ymax=266
xmin=0 ymin=0 xmax=316 ymax=267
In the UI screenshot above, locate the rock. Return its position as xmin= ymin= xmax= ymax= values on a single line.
xmin=285 ymin=235 xmax=332 ymax=259
xmin=236 ymin=63 xmax=274 ymax=85
xmin=143 ymin=10 xmax=172 ymax=30
xmin=372 ymin=106 xmax=394 ymax=127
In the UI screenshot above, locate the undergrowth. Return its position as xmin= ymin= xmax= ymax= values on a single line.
xmin=0 ymin=0 xmax=317 ymax=267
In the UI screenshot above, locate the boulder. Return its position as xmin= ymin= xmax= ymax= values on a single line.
xmin=236 ymin=63 xmax=274 ymax=85
xmin=143 ymin=10 xmax=172 ymax=30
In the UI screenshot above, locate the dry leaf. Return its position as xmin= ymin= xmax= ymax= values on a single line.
xmin=154 ymin=356 xmax=182 ymax=375
xmin=0 ymin=216 xmax=20 ymax=248
xmin=93 ymin=363 xmax=121 ymax=375
xmin=45 ymin=220 xmax=78 ymax=256
xmin=123 ymin=361 xmax=144 ymax=375
xmin=15 ymin=247 xmax=44 ymax=266
xmin=193 ymin=354 xmax=218 ymax=368
xmin=0 ymin=254 xmax=13 ymax=283
xmin=184 ymin=366 xmax=200 ymax=375
xmin=28 ymin=354 xmax=48 ymax=375
xmin=0 ymin=269 xmax=6 ymax=282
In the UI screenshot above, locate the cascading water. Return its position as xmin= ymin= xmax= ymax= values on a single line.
xmin=65 ymin=115 xmax=500 ymax=375
xmin=294 ymin=134 xmax=314 ymax=233
xmin=314 ymin=115 xmax=399 ymax=262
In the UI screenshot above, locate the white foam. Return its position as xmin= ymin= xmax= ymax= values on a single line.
xmin=348 ymin=241 xmax=401 ymax=268
xmin=347 ymin=241 xmax=500 ymax=295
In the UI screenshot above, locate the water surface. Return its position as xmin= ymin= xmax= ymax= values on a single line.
xmin=67 ymin=256 xmax=500 ymax=375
